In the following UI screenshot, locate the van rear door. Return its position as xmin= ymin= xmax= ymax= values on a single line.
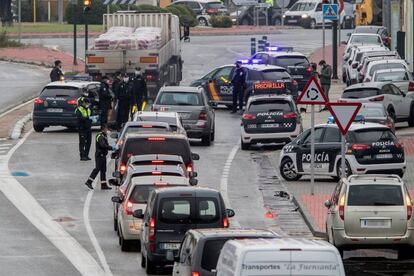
xmin=290 ymin=250 xmax=344 ymax=275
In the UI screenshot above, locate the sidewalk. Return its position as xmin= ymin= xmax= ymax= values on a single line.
xmin=0 ymin=45 xmax=85 ymax=73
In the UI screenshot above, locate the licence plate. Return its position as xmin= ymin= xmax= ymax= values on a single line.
xmin=47 ymin=108 xmax=63 ymax=113
xmin=160 ymin=243 xmax=181 ymax=250
xmin=261 ymin=123 xmax=279 ymax=128
xmin=288 ymin=20 xmax=297 ymax=23
xmin=361 ymin=219 xmax=391 ymax=228
xmin=376 ymin=154 xmax=393 ymax=159
xmin=291 ymin=75 xmax=303 ymax=79
xmin=178 ymin=112 xmax=191 ymax=119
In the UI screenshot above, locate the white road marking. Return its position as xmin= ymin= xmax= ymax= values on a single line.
xmin=0 ymin=129 xmax=108 ymax=276
xmin=220 ymin=142 xmax=241 ymax=228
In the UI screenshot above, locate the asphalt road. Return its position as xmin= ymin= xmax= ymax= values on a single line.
xmin=4 ymin=28 xmax=414 ymax=276
xmin=0 ymin=62 xmax=48 ymax=113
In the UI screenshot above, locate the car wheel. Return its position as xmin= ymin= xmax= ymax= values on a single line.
xmin=388 ymin=107 xmax=396 ymax=123
xmin=408 ymin=105 xmax=414 ymax=127
xmin=120 ymin=231 xmax=131 ymax=252
xmin=202 ymin=133 xmax=211 ymax=146
xmin=33 ymin=124 xmax=44 ymax=132
xmin=273 ymin=17 xmax=281 ymax=26
xmin=198 ymin=17 xmax=208 ymax=26
xmin=336 ymin=160 xmax=351 ymax=179
xmin=280 ymin=158 xmax=301 ymax=181
xmin=309 ymin=19 xmax=316 ymax=29
xmin=135 ymin=240 xmax=141 ymax=253
xmin=211 ymin=124 xmax=215 ymax=142
xmin=241 ymin=139 xmax=250 ymax=150
xmin=146 ymin=256 xmax=157 ymax=274
xmin=141 ymin=255 xmax=146 ymax=268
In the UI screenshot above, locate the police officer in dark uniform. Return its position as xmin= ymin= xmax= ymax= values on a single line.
xmin=131 ymin=67 xmax=147 ymax=117
xmin=115 ymin=74 xmax=132 ymax=129
xmin=84 ymin=126 xmax=116 ymax=190
xmin=98 ymin=76 xmax=113 ymax=128
xmin=50 ymin=60 xmax=64 ymax=82
xmin=230 ymin=61 xmax=246 ymax=114
xmin=75 ymin=97 xmax=93 ymax=161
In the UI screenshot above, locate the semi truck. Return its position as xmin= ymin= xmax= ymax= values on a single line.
xmin=354 ymin=0 xmax=382 ymax=26
xmin=86 ymin=12 xmax=183 ymax=99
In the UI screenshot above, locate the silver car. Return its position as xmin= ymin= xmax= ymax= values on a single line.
xmin=325 ymin=174 xmax=414 ymax=259
xmin=153 ymin=86 xmax=215 ymax=146
xmin=372 ymin=68 xmax=414 ymax=94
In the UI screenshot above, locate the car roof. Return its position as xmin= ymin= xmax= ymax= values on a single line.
xmin=136 ymin=111 xmax=179 ymax=118
xmin=220 ymin=64 xmax=286 ymax=71
xmin=125 ymin=132 xmax=188 ymax=140
xmin=224 ymin=238 xmax=334 ymax=251
xmin=188 ymin=228 xmax=277 ymax=239
xmin=345 ymin=82 xmax=387 ymax=90
xmin=122 ymin=121 xmax=170 ymax=128
xmin=154 ymin=186 xmax=219 ymax=196
xmin=355 ymin=26 xmax=386 ymax=33
xmin=44 ymin=81 xmax=100 ymax=89
xmin=128 ymin=164 xmax=185 ymax=174
xmin=130 ymin=175 xmax=189 ymax=186
xmin=351 ymin=33 xmax=381 ymax=37
xmin=159 ymin=86 xmax=202 ymax=93
xmin=374 ymin=68 xmax=407 ymax=74
xmin=128 ymin=154 xmax=184 ymax=163
xmin=317 ymin=122 xmax=390 ymax=131
xmin=345 ymin=174 xmax=403 ymax=185
xmin=249 ymin=94 xmax=294 ymax=102
xmin=369 ymin=59 xmax=406 ymax=65
xmin=255 ymin=51 xmax=307 ymax=58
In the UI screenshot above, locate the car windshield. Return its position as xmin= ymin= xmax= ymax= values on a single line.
xmin=348 ymin=185 xmax=403 ymax=206
xmin=342 ymin=88 xmax=379 ymax=99
xmin=355 ymin=27 xmax=381 ymax=34
xmin=129 ymin=185 xmax=155 ymax=204
xmin=290 ymin=2 xmax=316 ymax=11
xmin=351 ymin=35 xmax=381 ymax=44
xmin=248 ymin=70 xmax=290 ymax=81
xmin=370 ymin=63 xmax=405 ymax=76
xmin=358 ymin=106 xmax=386 ymax=117
xmin=206 ymin=2 xmax=225 ymax=8
xmin=41 ymin=86 xmax=79 ymax=97
xmin=274 ymin=56 xmax=309 ymax=67
xmin=123 ymin=139 xmax=191 ymax=164
xmin=248 ymin=100 xmax=292 ymax=113
xmin=351 ymin=128 xmax=396 ymax=143
xmin=158 ymin=92 xmax=202 ymax=106
xmin=122 ymin=125 xmax=169 ymax=137
xmin=375 ymin=71 xmax=409 ymax=82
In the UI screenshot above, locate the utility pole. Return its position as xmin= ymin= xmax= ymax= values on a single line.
xmin=83 ymin=0 xmax=91 ymax=72
xmin=73 ymin=0 xmax=77 ymax=65
xmin=331 ymin=0 xmax=338 ymax=79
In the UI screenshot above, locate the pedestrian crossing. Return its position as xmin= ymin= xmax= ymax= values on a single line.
xmin=0 ymin=142 xmax=14 ymax=155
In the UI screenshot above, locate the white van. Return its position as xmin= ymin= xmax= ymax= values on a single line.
xmin=283 ymin=0 xmax=345 ymax=29
xmin=216 ymin=238 xmax=345 ymax=276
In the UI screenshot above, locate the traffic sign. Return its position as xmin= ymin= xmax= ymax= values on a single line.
xmin=327 ymin=102 xmax=362 ymax=135
xmin=296 ymin=76 xmax=328 ymax=105
xmin=323 ymin=4 xmax=338 ymax=21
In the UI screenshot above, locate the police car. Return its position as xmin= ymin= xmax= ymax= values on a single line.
xmin=190 ymin=61 xmax=298 ymax=107
xmin=279 ymin=122 xmax=406 ymax=181
xmin=251 ymin=47 xmax=312 ymax=91
xmin=241 ymin=94 xmax=302 ymax=150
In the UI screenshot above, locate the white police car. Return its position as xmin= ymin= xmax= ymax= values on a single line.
xmin=279 ymin=121 xmax=406 ymax=181
xmin=241 ymin=94 xmax=302 ymax=150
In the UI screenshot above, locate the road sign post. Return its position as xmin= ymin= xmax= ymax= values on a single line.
xmin=327 ymin=102 xmax=362 ymax=179
xmin=296 ymin=76 xmax=328 ymax=195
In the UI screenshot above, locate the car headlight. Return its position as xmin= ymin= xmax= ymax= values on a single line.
xmin=301 ymin=14 xmax=308 ymax=18
xmin=282 ymin=14 xmax=286 ymax=18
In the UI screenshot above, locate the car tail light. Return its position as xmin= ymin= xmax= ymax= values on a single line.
xmin=199 ymin=111 xmax=208 ymax=121
xmin=152 ymin=160 xmax=164 ymax=164
xmin=351 ymin=144 xmax=370 ymax=151
xmin=292 ymin=80 xmax=298 ymax=86
xmin=306 ymin=66 xmax=312 ymax=72
xmin=192 ymin=272 xmax=200 ymax=276
xmin=396 ymin=141 xmax=404 ymax=149
xmin=242 ymin=114 xmax=256 ymax=120
xmin=146 ymin=74 xmax=154 ymax=81
xmin=369 ymin=95 xmax=384 ymax=102
xmin=148 ymin=137 xmax=166 ymax=141
xmin=124 ymin=200 xmax=133 ymax=215
xmin=408 ymin=82 xmax=414 ymax=92
xmin=352 ymin=63 xmax=358 ymax=69
xmin=406 ymin=194 xmax=413 ymax=220
xmin=283 ymin=112 xmax=297 ymax=119
xmin=67 ymin=99 xmax=77 ymax=105
xmin=187 ymin=164 xmax=193 ymax=173
xmin=119 ymin=163 xmax=126 ymax=175
xmin=207 ymin=8 xmax=218 ymax=14
xmin=223 ymin=217 xmax=229 ymax=228
xmin=152 ymin=171 xmax=162 ymax=175
xmin=34 ymin=98 xmax=44 ymax=104
xmin=339 ymin=195 xmax=345 ymax=220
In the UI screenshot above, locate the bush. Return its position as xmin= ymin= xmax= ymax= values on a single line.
xmin=164 ymin=4 xmax=197 ymax=27
xmin=65 ymin=0 xmax=115 ymax=24
xmin=210 ymin=15 xmax=233 ymax=28
xmin=0 ymin=31 xmax=22 ymax=47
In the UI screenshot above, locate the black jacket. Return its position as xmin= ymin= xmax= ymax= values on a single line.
xmin=115 ymin=81 xmax=131 ymax=102
xmin=131 ymin=76 xmax=147 ymax=104
xmin=98 ymin=82 xmax=113 ymax=110
xmin=95 ymin=132 xmax=113 ymax=156
xmin=231 ymin=67 xmax=246 ymax=87
xmin=75 ymin=106 xmax=92 ymax=131
xmin=50 ymin=67 xmax=63 ymax=82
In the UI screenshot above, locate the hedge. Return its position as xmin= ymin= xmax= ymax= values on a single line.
xmin=210 ymin=15 xmax=232 ymax=28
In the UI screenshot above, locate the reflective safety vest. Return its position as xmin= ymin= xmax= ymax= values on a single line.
xmin=265 ymin=0 xmax=273 ymax=6
xmin=96 ymin=133 xmax=104 ymax=143
xmin=75 ymin=106 xmax=91 ymax=118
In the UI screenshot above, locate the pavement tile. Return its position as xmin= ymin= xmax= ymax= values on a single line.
xmin=401 ymin=137 xmax=414 ymax=156
xmin=300 ymin=194 xmax=330 ymax=232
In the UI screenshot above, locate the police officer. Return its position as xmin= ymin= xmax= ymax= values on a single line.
xmin=98 ymin=76 xmax=113 ymax=128
xmin=84 ymin=126 xmax=116 ymax=190
xmin=131 ymin=68 xmax=147 ymax=118
xmin=115 ymin=74 xmax=132 ymax=129
xmin=318 ymin=60 xmax=332 ymax=112
xmin=230 ymin=61 xmax=246 ymax=114
xmin=50 ymin=60 xmax=64 ymax=82
xmin=75 ymin=97 xmax=93 ymax=161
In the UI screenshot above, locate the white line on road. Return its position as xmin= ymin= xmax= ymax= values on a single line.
xmin=0 ymin=130 xmax=108 ymax=276
xmin=220 ymin=142 xmax=241 ymax=228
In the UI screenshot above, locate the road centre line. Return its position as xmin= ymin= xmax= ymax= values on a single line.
xmin=0 ymin=129 xmax=108 ymax=276
xmin=220 ymin=142 xmax=241 ymax=228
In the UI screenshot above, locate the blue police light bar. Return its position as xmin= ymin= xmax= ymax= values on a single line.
xmin=328 ymin=115 xmax=365 ymax=124
xmin=237 ymin=59 xmax=250 ymax=64
xmin=236 ymin=59 xmax=263 ymax=64
xmin=266 ymin=46 xmax=279 ymax=51
xmin=327 ymin=116 xmax=335 ymax=124
xmin=251 ymin=59 xmax=263 ymax=64
xmin=265 ymin=46 xmax=294 ymax=52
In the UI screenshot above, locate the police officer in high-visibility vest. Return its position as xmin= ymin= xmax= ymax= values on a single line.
xmin=84 ymin=126 xmax=116 ymax=190
xmin=76 ymin=97 xmax=93 ymax=161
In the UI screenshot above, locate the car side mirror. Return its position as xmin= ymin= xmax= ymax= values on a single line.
xmin=226 ymin=208 xmax=235 ymax=218
xmin=112 ymin=171 xmax=121 ymax=178
xmin=111 ymin=152 xmax=119 ymax=159
xmin=191 ymin=153 xmax=200 ymax=161
xmin=111 ymin=196 xmax=122 ymax=204
xmin=133 ymin=209 xmax=144 ymax=219
xmin=110 ymin=132 xmax=119 ymax=139
xmin=189 ymin=178 xmax=198 ymax=186
xmin=108 ymin=178 xmax=120 ymax=186
xmin=189 ymin=172 xmax=198 ymax=178
xmin=402 ymin=91 xmax=407 ymax=97
xmin=324 ymin=200 xmax=332 ymax=208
